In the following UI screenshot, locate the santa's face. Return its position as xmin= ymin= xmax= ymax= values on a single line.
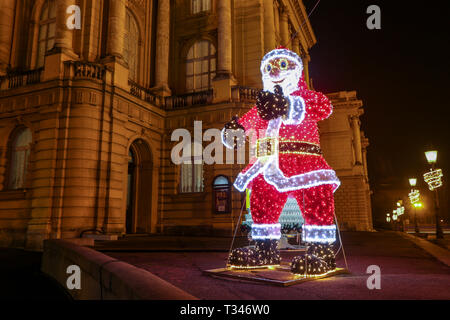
xmin=261 ymin=57 xmax=302 ymax=96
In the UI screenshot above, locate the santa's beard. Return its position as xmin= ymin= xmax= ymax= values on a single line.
xmin=262 ymin=68 xmax=301 ymax=96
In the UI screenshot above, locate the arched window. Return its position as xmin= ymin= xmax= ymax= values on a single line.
xmin=191 ymin=0 xmax=211 ymax=14
xmin=124 ymin=9 xmax=140 ymax=81
xmin=36 ymin=0 xmax=56 ymax=68
xmin=7 ymin=128 xmax=32 ymax=190
xmin=180 ymin=143 xmax=204 ymax=193
xmin=186 ymin=40 xmax=216 ymax=92
xmin=213 ymin=175 xmax=231 ymax=214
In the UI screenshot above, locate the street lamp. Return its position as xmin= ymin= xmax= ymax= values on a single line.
xmin=424 ymin=150 xmax=444 ymax=239
xmin=424 ymin=150 xmax=437 ymax=164
xmin=409 ymin=178 xmax=420 ymax=234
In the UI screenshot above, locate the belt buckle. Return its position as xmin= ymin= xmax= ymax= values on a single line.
xmin=257 ymin=137 xmax=277 ymax=158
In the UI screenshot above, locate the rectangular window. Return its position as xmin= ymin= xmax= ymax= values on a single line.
xmin=191 ymin=0 xmax=211 ymax=14
xmin=180 ymin=144 xmax=204 ymax=193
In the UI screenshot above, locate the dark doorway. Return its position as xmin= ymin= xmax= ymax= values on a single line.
xmin=125 ymin=139 xmax=153 ymax=234
xmin=126 ymin=149 xmax=136 ymax=234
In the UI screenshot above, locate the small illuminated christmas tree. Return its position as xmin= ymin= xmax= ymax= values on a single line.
xmin=243 ymin=195 xmax=304 ymax=249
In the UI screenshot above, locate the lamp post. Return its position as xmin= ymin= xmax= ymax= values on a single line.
xmin=395 ymin=200 xmax=405 ymax=231
xmin=392 ymin=210 xmax=398 ymax=231
xmin=409 ymin=178 xmax=420 ymax=234
xmin=424 ymin=150 xmax=444 ymax=239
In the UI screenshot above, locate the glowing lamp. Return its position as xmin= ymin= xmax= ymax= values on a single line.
xmin=425 ymin=150 xmax=437 ymax=164
xmin=409 ymin=178 xmax=417 ymax=187
xmin=413 ymin=202 xmax=423 ymax=208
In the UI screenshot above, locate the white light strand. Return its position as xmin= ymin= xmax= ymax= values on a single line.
xmin=423 ymin=169 xmax=443 ymax=191
xmin=408 ymin=189 xmax=420 ymax=204
xmin=302 ymin=225 xmax=336 ymax=243
xmin=251 ymin=223 xmax=282 ymax=240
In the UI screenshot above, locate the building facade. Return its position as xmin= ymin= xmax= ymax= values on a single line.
xmin=0 ymin=0 xmax=372 ymax=250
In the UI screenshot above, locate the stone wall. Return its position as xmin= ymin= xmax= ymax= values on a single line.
xmin=41 ymin=239 xmax=196 ymax=300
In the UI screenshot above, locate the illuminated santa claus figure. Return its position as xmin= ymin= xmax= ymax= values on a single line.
xmin=222 ymin=48 xmax=340 ymax=274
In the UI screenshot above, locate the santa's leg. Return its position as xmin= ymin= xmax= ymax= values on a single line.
xmin=228 ymin=175 xmax=288 ymax=268
xmin=291 ymin=184 xmax=337 ymax=275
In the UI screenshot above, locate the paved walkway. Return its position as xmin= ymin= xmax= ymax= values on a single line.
xmin=94 ymin=234 xmax=249 ymax=251
xmin=104 ymin=231 xmax=450 ymax=299
xmin=399 ymin=232 xmax=450 ymax=267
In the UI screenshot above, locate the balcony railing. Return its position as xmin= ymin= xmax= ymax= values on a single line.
xmin=72 ymin=61 xmax=106 ymax=80
xmin=128 ymin=81 xmax=214 ymax=110
xmin=128 ymin=80 xmax=159 ymax=105
xmin=164 ymin=90 xmax=213 ymax=109
xmin=232 ymin=86 xmax=259 ymax=102
xmin=0 ymin=68 xmax=43 ymax=90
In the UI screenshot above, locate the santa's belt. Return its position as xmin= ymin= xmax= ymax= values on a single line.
xmin=256 ymin=138 xmax=322 ymax=157
xmin=279 ymin=141 xmax=322 ymax=155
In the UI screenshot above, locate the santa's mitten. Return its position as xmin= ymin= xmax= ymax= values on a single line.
xmin=256 ymin=85 xmax=289 ymax=120
xmin=306 ymin=243 xmax=336 ymax=271
xmin=290 ymin=253 xmax=328 ymax=276
xmin=222 ymin=115 xmax=245 ymax=149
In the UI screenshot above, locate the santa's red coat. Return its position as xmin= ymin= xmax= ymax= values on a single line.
xmin=237 ymin=76 xmax=335 ymax=183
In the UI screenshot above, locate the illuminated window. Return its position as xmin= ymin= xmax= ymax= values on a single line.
xmin=124 ymin=9 xmax=140 ymax=81
xmin=7 ymin=128 xmax=32 ymax=190
xmin=191 ymin=0 xmax=211 ymax=14
xmin=186 ymin=40 xmax=216 ymax=92
xmin=36 ymin=0 xmax=56 ymax=68
xmin=213 ymin=176 xmax=231 ymax=214
xmin=180 ymin=143 xmax=204 ymax=193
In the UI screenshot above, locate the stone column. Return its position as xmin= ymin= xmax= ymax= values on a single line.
xmin=107 ymin=0 xmax=126 ymax=58
xmin=43 ymin=0 xmax=78 ymax=81
xmin=54 ymin=0 xmax=75 ymax=51
xmin=154 ymin=0 xmax=171 ymax=95
xmin=212 ymin=0 xmax=236 ymax=103
xmin=302 ymin=54 xmax=311 ymax=87
xmin=292 ymin=37 xmax=300 ymax=56
xmin=217 ymin=0 xmax=232 ymax=77
xmin=0 ymin=0 xmax=15 ymax=73
xmin=279 ymin=9 xmax=289 ymax=47
xmin=274 ymin=6 xmax=279 ymax=45
xmin=351 ymin=116 xmax=363 ymax=165
xmin=263 ymin=0 xmax=275 ymax=53
xmin=101 ymin=0 xmax=128 ymax=89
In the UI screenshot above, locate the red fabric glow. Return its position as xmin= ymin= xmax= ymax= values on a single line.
xmin=250 ymin=174 xmax=335 ymax=225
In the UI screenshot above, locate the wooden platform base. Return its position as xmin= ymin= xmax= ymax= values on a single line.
xmin=203 ymin=264 xmax=349 ymax=287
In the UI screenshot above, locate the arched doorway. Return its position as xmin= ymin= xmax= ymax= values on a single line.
xmin=126 ymin=149 xmax=136 ymax=233
xmin=126 ymin=139 xmax=153 ymax=234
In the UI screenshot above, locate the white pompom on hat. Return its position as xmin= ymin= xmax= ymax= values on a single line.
xmin=260 ymin=47 xmax=303 ymax=74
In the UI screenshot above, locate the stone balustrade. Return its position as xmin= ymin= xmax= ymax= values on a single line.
xmin=164 ymin=89 xmax=213 ymax=109
xmin=71 ymin=61 xmax=106 ymax=80
xmin=0 ymin=68 xmax=43 ymax=90
xmin=232 ymin=85 xmax=259 ymax=102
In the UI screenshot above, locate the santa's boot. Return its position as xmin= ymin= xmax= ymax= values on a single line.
xmin=291 ymin=242 xmax=336 ymax=275
xmin=228 ymin=239 xmax=281 ymax=269
xmin=307 ymin=243 xmax=336 ymax=271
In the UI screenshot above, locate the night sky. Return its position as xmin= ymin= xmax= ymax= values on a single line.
xmin=303 ymin=0 xmax=449 ymax=221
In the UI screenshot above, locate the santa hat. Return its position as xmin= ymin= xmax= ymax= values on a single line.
xmin=260 ymin=47 xmax=303 ymax=74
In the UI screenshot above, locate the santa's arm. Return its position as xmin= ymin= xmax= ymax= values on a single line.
xmin=283 ymin=95 xmax=306 ymax=125
xmin=221 ymin=107 xmax=263 ymax=149
xmin=305 ymin=91 xmax=333 ymax=121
